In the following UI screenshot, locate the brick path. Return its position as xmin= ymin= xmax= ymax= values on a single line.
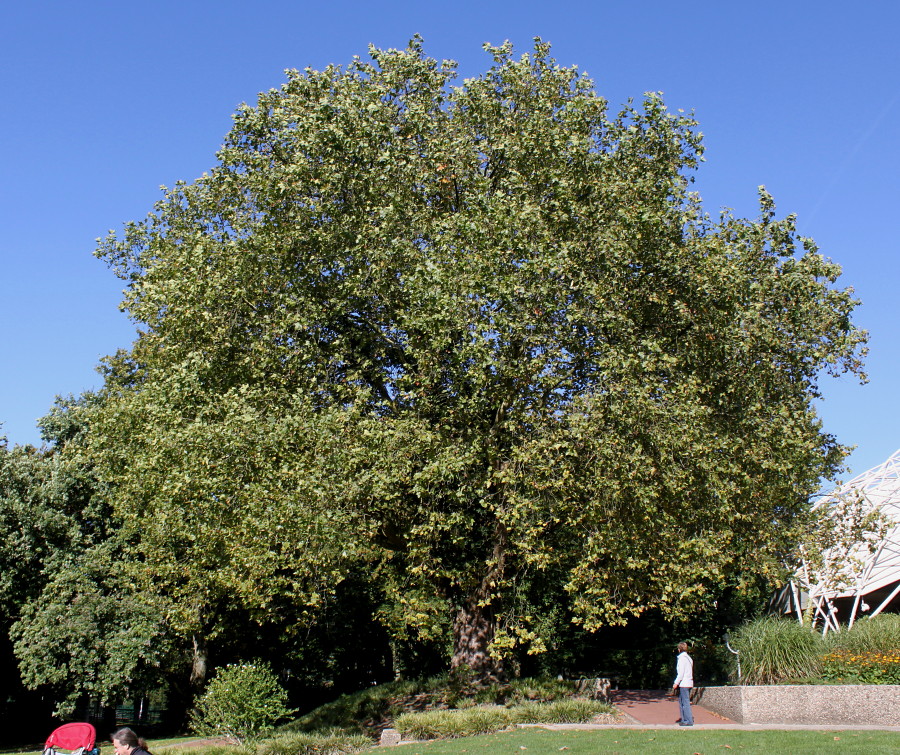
xmin=610 ymin=689 xmax=730 ymax=725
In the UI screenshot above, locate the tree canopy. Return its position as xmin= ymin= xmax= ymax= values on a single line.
xmin=90 ymin=38 xmax=866 ymax=681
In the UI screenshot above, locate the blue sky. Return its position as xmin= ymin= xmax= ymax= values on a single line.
xmin=1 ymin=1 xmax=898 ymax=479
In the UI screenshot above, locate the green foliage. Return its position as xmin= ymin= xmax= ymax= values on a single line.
xmin=591 ymin=646 xmax=679 ymax=689
xmin=190 ymin=663 xmax=294 ymax=744
xmin=90 ymin=37 xmax=866 ymax=679
xmin=394 ymin=699 xmax=614 ymax=740
xmin=730 ymin=617 xmax=824 ymax=684
xmin=440 ymin=673 xmax=586 ymax=708
xmin=0 ymin=443 xmax=69 ymax=616
xmin=0 ymin=432 xmax=101 ymax=620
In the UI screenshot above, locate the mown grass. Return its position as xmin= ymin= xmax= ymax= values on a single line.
xmin=2 ymin=736 xmax=202 ymax=755
xmin=389 ymin=727 xmax=900 ymax=754
xmin=1 ymin=732 xmax=370 ymax=755
xmin=5 ymin=725 xmax=900 ymax=755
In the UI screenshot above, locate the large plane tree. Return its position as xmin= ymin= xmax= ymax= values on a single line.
xmin=90 ymin=39 xmax=866 ymax=682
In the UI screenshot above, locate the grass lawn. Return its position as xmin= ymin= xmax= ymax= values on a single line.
xmin=5 ymin=728 xmax=900 ymax=755
xmin=391 ymin=727 xmax=900 ymax=754
xmin=1 ymin=737 xmax=207 ymax=755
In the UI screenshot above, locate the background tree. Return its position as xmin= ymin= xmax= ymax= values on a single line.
xmin=91 ymin=38 xmax=866 ymax=683
xmin=11 ymin=540 xmax=174 ymax=717
xmin=1 ymin=397 xmax=175 ymax=718
xmin=1 ymin=398 xmax=396 ymax=730
xmin=0 ymin=430 xmax=63 ymax=734
xmin=0 ymin=398 xmax=105 ymax=624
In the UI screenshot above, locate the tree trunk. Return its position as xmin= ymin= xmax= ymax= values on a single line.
xmin=451 ymin=599 xmax=504 ymax=684
xmin=190 ymin=633 xmax=208 ymax=687
xmin=449 ymin=514 xmax=508 ymax=685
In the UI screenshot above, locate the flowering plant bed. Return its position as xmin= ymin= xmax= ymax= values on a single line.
xmin=822 ymin=649 xmax=900 ymax=684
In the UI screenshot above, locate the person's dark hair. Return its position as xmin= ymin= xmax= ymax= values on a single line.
xmin=677 ymin=641 xmax=689 ymax=653
xmin=111 ymin=728 xmax=150 ymax=754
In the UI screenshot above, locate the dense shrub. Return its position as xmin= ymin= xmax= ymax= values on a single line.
xmin=730 ymin=618 xmax=824 ymax=684
xmin=190 ymin=662 xmax=294 ymax=744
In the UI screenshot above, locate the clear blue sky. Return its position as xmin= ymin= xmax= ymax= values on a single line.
xmin=2 ymin=1 xmax=898 ymax=479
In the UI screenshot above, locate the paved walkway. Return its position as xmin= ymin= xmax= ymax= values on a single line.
xmin=525 ymin=689 xmax=900 ymax=731
xmin=610 ymin=689 xmax=726 ymax=726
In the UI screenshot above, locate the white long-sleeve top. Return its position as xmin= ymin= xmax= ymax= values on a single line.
xmin=673 ymin=651 xmax=694 ymax=688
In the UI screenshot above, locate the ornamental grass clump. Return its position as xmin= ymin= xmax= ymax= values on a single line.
xmin=171 ymin=747 xmax=254 ymax=755
xmin=257 ymin=730 xmax=372 ymax=755
xmin=395 ymin=707 xmax=511 ymax=740
xmin=504 ymin=676 xmax=581 ymax=703
xmin=730 ymin=617 xmax=824 ymax=684
xmin=829 ymin=613 xmax=900 ymax=655
xmin=509 ymin=699 xmax=613 ymax=724
xmin=394 ymin=700 xmax=615 ymax=740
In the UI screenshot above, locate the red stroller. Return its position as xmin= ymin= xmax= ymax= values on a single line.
xmin=43 ymin=723 xmax=100 ymax=755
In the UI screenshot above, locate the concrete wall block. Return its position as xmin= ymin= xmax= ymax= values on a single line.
xmin=697 ymin=685 xmax=900 ymax=726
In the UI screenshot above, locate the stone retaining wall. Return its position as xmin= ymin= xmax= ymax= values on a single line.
xmin=696 ymin=685 xmax=900 ymax=726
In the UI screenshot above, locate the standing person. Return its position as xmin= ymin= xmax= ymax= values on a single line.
xmin=111 ymin=728 xmax=152 ymax=755
xmin=672 ymin=641 xmax=694 ymax=726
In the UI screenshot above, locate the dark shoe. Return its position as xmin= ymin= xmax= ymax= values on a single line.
xmin=679 ymin=722 xmax=693 ymax=727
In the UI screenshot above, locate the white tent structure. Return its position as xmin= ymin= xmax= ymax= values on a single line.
xmin=787 ymin=449 xmax=900 ymax=633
